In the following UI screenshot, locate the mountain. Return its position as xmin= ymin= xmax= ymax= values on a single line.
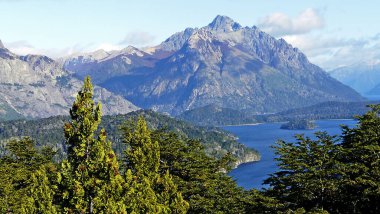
xmin=329 ymin=61 xmax=380 ymax=96
xmin=60 ymin=46 xmax=162 ymax=83
xmin=368 ymin=83 xmax=380 ymax=95
xmin=0 ymin=110 xmax=260 ymax=166
xmin=0 ymin=99 xmax=24 ymax=121
xmin=0 ymin=44 xmax=139 ymax=119
xmin=64 ymin=15 xmax=364 ymax=115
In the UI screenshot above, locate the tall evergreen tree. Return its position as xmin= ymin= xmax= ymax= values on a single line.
xmin=58 ymin=76 xmax=125 ymax=213
xmin=122 ymin=117 xmax=189 ymax=213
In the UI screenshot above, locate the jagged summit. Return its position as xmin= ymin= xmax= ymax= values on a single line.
xmin=207 ymin=15 xmax=242 ymax=32
xmin=0 ymin=40 xmax=5 ymax=49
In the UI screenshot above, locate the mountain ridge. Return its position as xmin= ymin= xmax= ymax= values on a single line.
xmin=0 ymin=45 xmax=139 ymax=119
xmin=329 ymin=61 xmax=380 ymax=96
xmin=0 ymin=15 xmax=365 ymax=119
xmin=69 ymin=15 xmax=363 ymax=115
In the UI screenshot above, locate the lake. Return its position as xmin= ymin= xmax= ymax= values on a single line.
xmin=224 ymin=119 xmax=357 ymax=190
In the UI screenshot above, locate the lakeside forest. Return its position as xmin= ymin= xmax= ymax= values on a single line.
xmin=0 ymin=77 xmax=379 ymax=213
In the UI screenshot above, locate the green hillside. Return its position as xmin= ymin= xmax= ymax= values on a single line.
xmin=0 ymin=110 xmax=259 ymax=165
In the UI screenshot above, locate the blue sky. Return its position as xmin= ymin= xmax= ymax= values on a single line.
xmin=1 ymin=0 xmax=379 ymax=69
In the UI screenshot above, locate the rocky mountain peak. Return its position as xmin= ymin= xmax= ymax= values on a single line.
xmin=0 ymin=40 xmax=4 ymax=49
xmin=208 ymin=15 xmax=242 ymax=32
xmin=155 ymin=27 xmax=196 ymax=52
xmin=120 ymin=46 xmax=145 ymax=56
xmin=0 ymin=40 xmax=16 ymax=59
xmin=62 ymin=16 xmax=364 ymax=115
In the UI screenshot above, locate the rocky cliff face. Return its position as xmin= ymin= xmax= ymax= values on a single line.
xmin=64 ymin=15 xmax=364 ymax=115
xmin=0 ymin=46 xmax=139 ymax=119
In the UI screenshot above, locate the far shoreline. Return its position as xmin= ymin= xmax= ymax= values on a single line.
xmin=220 ymin=118 xmax=356 ymax=127
xmin=222 ymin=123 xmax=262 ymax=127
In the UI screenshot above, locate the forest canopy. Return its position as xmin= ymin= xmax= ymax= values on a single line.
xmin=0 ymin=77 xmax=379 ymax=213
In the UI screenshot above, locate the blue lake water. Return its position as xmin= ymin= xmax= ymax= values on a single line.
xmin=224 ymin=120 xmax=357 ymax=190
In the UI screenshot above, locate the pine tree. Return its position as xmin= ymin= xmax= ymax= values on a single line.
xmin=58 ymin=76 xmax=125 ymax=213
xmin=122 ymin=117 xmax=189 ymax=213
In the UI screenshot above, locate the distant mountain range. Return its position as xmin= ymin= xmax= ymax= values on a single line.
xmin=0 ymin=42 xmax=138 ymax=120
xmin=329 ymin=61 xmax=380 ymax=97
xmin=0 ymin=15 xmax=366 ymax=120
xmin=62 ymin=15 xmax=364 ymax=115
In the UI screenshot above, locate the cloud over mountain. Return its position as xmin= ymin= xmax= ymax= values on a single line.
xmin=4 ymin=40 xmax=95 ymax=58
xmin=119 ymin=31 xmax=156 ymax=47
xmin=283 ymin=33 xmax=380 ymax=69
xmin=258 ymin=8 xmax=324 ymax=36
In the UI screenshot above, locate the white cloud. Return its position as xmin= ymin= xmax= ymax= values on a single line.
xmin=95 ymin=43 xmax=123 ymax=52
xmin=282 ymin=34 xmax=380 ymax=70
xmin=264 ymin=9 xmax=380 ymax=70
xmin=4 ymin=40 xmax=97 ymax=58
xmin=258 ymin=8 xmax=324 ymax=36
xmin=2 ymin=31 xmax=157 ymax=58
xmin=119 ymin=31 xmax=156 ymax=47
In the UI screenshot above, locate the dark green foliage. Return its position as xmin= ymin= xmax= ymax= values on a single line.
xmin=177 ymin=101 xmax=376 ymax=126
xmin=264 ymin=104 xmax=380 ymax=213
xmin=122 ymin=117 xmax=189 ymax=213
xmin=0 ymin=110 xmax=259 ymax=166
xmin=0 ymin=76 xmax=268 ymax=214
xmin=2 ymin=76 xmax=380 ymax=213
xmin=106 ymin=110 xmax=259 ymax=161
xmin=280 ymin=119 xmax=315 ymax=130
xmin=338 ymin=104 xmax=380 ymax=213
xmin=263 ymin=101 xmax=376 ymax=122
xmin=178 ymin=104 xmax=257 ymax=126
xmin=150 ymin=129 xmax=250 ymax=213
xmin=0 ymin=137 xmax=58 ymax=213
xmin=243 ymin=189 xmax=283 ymax=213
xmin=264 ymin=133 xmax=343 ymax=212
